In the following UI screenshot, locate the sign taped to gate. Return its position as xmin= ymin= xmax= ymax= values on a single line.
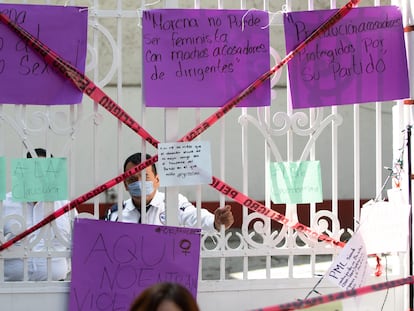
xmin=69 ymin=219 xmax=201 ymax=311
xmin=284 ymin=6 xmax=409 ymax=109
xmin=0 ymin=3 xmax=87 ymax=105
xmin=142 ymin=8 xmax=270 ymax=107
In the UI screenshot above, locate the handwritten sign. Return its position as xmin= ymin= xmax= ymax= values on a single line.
xmin=0 ymin=157 xmax=5 ymax=200
xmin=69 ymin=219 xmax=201 ymax=311
xmin=284 ymin=6 xmax=409 ymax=109
xmin=326 ymin=230 xmax=371 ymax=290
xmin=11 ymin=157 xmax=67 ymax=202
xmin=142 ymin=9 xmax=270 ymax=107
xmin=359 ymin=200 xmax=409 ymax=254
xmin=158 ymin=141 xmax=212 ymax=187
xmin=269 ymin=161 xmax=322 ymax=204
xmin=0 ymin=3 xmax=88 ymax=105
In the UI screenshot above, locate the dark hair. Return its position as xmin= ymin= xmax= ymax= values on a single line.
xmin=129 ymin=282 xmax=199 ymax=311
xmin=26 ymin=148 xmax=52 ymax=158
xmin=123 ymin=153 xmax=157 ymax=175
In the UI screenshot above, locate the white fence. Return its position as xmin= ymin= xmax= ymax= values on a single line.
xmin=0 ymin=0 xmax=412 ymax=310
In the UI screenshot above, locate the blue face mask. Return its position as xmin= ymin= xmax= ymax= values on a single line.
xmin=127 ymin=180 xmax=154 ymax=197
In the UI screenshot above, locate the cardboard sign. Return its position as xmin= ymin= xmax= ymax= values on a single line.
xmin=284 ymin=6 xmax=409 ymax=109
xmin=0 ymin=3 xmax=88 ymax=105
xmin=11 ymin=157 xmax=68 ymax=202
xmin=142 ymin=9 xmax=270 ymax=107
xmin=69 ymin=219 xmax=201 ymax=311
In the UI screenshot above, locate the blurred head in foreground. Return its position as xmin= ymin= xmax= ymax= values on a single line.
xmin=129 ymin=282 xmax=200 ymax=311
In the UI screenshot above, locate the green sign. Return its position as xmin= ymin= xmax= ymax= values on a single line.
xmin=11 ymin=158 xmax=68 ymax=202
xmin=269 ymin=161 xmax=322 ymax=204
xmin=0 ymin=157 xmax=5 ymax=200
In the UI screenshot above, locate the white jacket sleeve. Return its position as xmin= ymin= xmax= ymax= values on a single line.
xmin=177 ymin=194 xmax=215 ymax=232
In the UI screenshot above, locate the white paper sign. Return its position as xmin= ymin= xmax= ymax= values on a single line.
xmin=387 ymin=188 xmax=407 ymax=206
xmin=326 ymin=230 xmax=371 ymax=290
xmin=359 ymin=199 xmax=409 ymax=254
xmin=158 ymin=141 xmax=212 ymax=187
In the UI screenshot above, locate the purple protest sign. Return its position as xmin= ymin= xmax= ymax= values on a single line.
xmin=0 ymin=3 xmax=87 ymax=105
xmin=142 ymin=9 xmax=270 ymax=107
xmin=284 ymin=6 xmax=409 ymax=109
xmin=69 ymin=219 xmax=201 ymax=311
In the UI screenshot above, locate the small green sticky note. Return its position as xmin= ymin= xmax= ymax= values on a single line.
xmin=0 ymin=157 xmax=5 ymax=200
xmin=11 ymin=158 xmax=68 ymax=202
xmin=269 ymin=161 xmax=323 ymax=204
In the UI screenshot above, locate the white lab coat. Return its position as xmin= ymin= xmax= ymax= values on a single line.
xmin=2 ymin=192 xmax=74 ymax=281
xmin=108 ymin=191 xmax=216 ymax=232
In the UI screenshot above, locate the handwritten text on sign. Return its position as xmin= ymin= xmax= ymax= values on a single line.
xmin=0 ymin=3 xmax=88 ymax=105
xmin=284 ymin=6 xmax=409 ymax=109
xmin=326 ymin=230 xmax=371 ymax=290
xmin=158 ymin=141 xmax=212 ymax=187
xmin=69 ymin=219 xmax=201 ymax=311
xmin=11 ymin=158 xmax=68 ymax=202
xmin=142 ymin=9 xmax=270 ymax=107
xmin=269 ymin=161 xmax=323 ymax=204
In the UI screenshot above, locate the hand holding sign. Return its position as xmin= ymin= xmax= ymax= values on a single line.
xmin=214 ymin=205 xmax=234 ymax=230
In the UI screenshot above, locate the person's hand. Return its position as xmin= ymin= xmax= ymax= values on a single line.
xmin=214 ymin=205 xmax=234 ymax=230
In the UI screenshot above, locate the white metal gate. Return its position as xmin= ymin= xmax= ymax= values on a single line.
xmin=0 ymin=0 xmax=412 ymax=310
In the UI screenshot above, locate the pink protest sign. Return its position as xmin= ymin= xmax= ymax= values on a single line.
xmin=69 ymin=219 xmax=201 ymax=311
xmin=0 ymin=3 xmax=87 ymax=105
xmin=142 ymin=9 xmax=270 ymax=107
xmin=284 ymin=6 xmax=409 ymax=109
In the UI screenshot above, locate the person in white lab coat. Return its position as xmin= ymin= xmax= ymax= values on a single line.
xmin=2 ymin=148 xmax=75 ymax=281
xmin=105 ymin=152 xmax=234 ymax=232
